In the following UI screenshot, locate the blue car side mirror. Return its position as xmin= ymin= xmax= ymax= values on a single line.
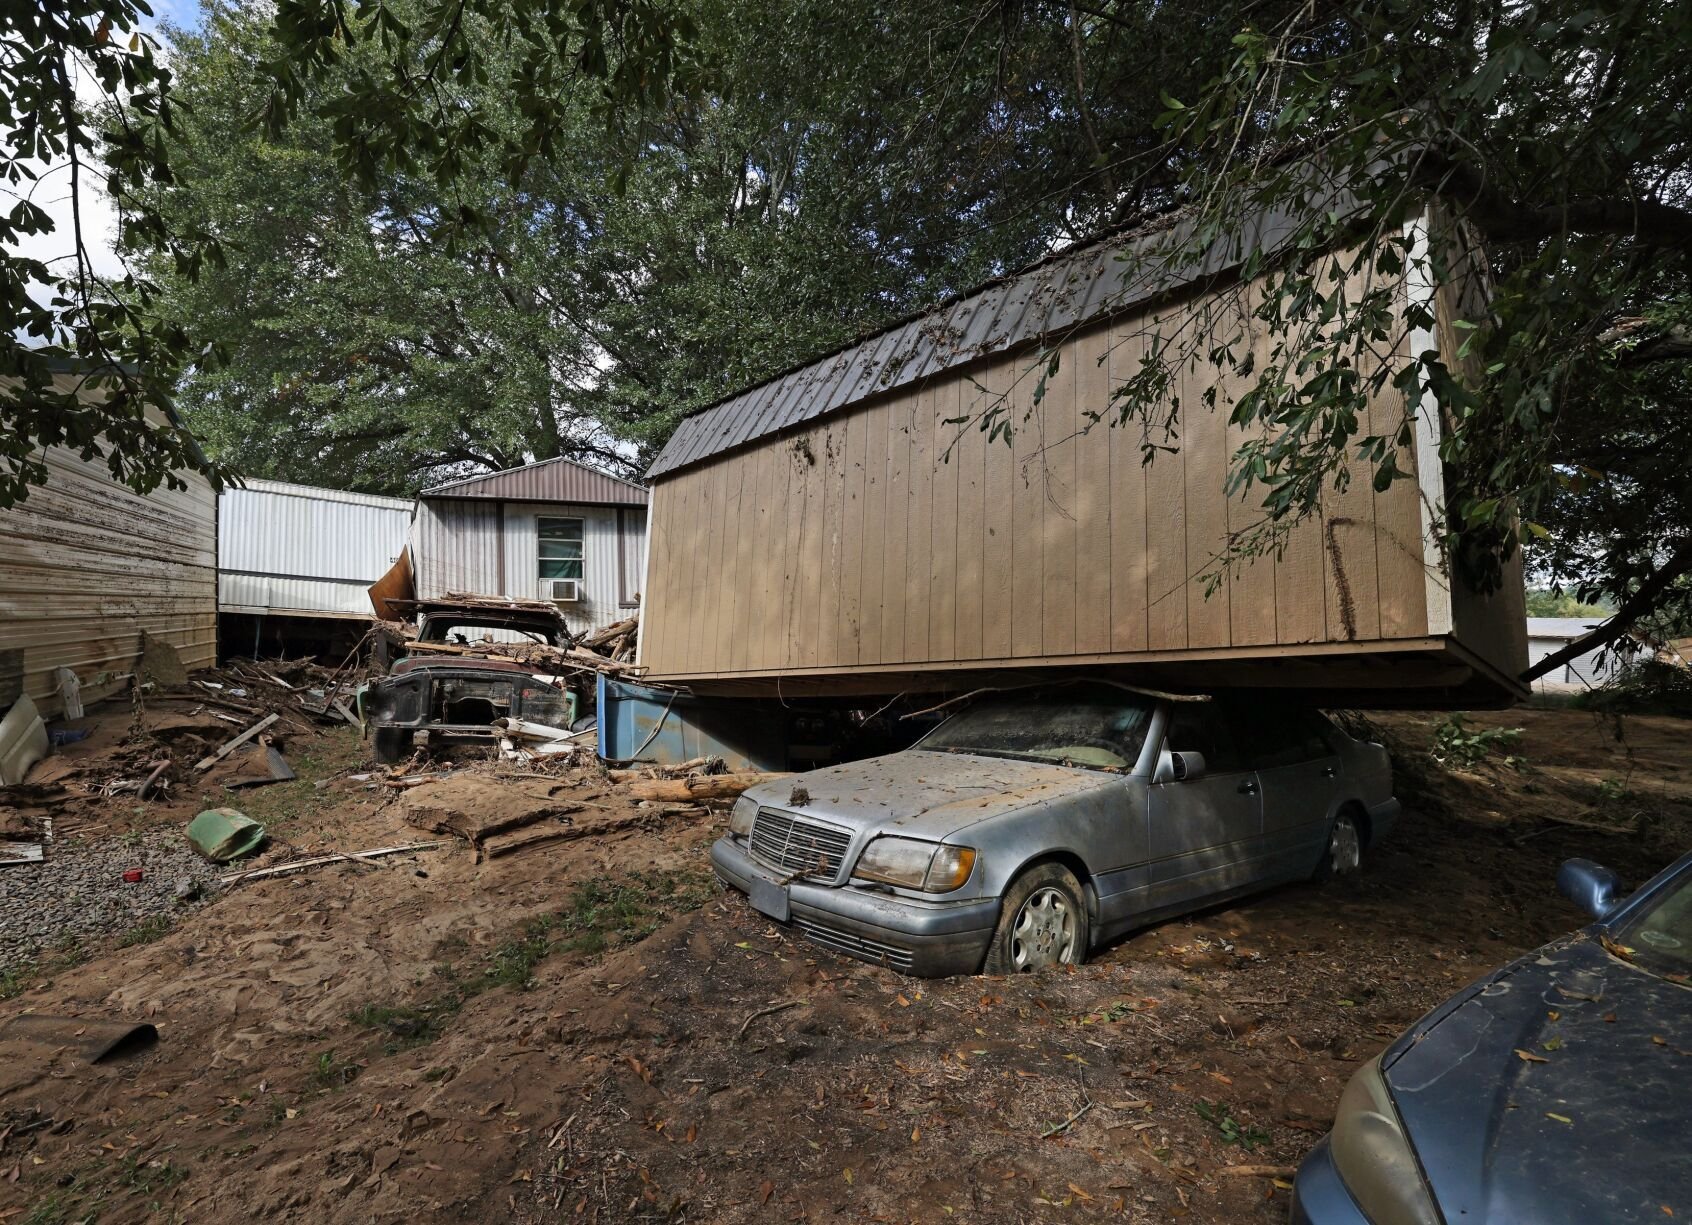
xmin=1557 ymin=858 xmax=1626 ymax=921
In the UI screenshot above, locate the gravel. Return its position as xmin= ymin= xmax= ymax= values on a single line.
xmin=0 ymin=827 xmax=225 ymax=974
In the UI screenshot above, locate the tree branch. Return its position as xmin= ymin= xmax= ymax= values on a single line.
xmin=1520 ymin=543 xmax=1692 ymax=683
xmin=1419 ymin=156 xmax=1692 ymax=249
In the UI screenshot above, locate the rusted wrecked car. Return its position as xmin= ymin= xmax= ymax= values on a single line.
xmin=364 ymin=597 xmax=577 ymax=763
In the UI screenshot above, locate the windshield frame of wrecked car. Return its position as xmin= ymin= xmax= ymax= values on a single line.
xmin=916 ymin=687 xmax=1154 ymax=772
xmin=417 ymin=613 xmax=564 ymax=647
xmin=1613 ymin=867 xmax=1692 ymax=981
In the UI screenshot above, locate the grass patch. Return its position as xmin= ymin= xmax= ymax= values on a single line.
xmin=118 ymin=915 xmax=174 ymax=947
xmin=348 ymin=870 xmax=715 ymax=1059
xmin=310 ymin=1049 xmax=362 ymax=1090
xmin=119 ymin=1154 xmax=189 ymax=1196
xmin=1196 ymin=1100 xmax=1271 ymax=1151
xmin=1431 ymin=714 xmax=1524 ymax=768
xmin=226 ymin=727 xmax=367 ymax=834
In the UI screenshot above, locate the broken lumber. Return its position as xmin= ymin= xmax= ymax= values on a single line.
xmin=195 ymin=712 xmax=280 ymax=771
xmin=219 ymin=841 xmax=445 ymax=883
xmin=623 ymin=772 xmax=790 ymax=802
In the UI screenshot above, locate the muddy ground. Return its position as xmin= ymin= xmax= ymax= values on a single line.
xmin=1 ymin=701 xmax=1687 ymax=1224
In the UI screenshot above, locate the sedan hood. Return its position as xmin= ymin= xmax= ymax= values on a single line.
xmin=745 ymin=750 xmax=1115 ymax=841
xmin=1384 ymin=935 xmax=1690 ymax=1224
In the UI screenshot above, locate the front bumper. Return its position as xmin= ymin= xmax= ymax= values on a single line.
xmin=711 ymin=835 xmax=999 ymax=977
xmin=1290 ymin=1136 xmax=1372 ymax=1225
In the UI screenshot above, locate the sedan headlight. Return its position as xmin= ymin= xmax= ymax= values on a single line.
xmin=1329 ymin=1057 xmax=1439 ymax=1225
xmin=729 ymin=796 xmax=758 ymax=838
xmin=853 ymin=837 xmax=976 ymax=893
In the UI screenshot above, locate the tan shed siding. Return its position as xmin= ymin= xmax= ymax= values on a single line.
xmin=641 ymin=273 xmax=1450 ymax=682
xmin=0 ymin=429 xmax=215 ymax=718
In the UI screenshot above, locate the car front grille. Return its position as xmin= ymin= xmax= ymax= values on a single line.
xmin=747 ymin=809 xmax=851 ymax=881
xmin=793 ymin=916 xmax=916 ymax=974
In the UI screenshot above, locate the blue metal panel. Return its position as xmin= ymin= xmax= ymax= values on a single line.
xmin=596 ymin=675 xmax=790 ymax=772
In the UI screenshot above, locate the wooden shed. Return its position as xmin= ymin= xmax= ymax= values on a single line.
xmin=638 ymin=205 xmax=1527 ymax=706
xmin=0 ymin=361 xmax=217 ymax=719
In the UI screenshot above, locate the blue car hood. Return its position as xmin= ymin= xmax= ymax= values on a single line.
xmin=1383 ymin=934 xmax=1691 ymax=1224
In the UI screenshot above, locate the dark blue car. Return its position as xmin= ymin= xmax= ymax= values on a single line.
xmin=1292 ymin=850 xmax=1692 ymax=1225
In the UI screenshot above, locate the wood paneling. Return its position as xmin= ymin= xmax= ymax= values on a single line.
xmin=641 ymin=263 xmax=1468 ymax=683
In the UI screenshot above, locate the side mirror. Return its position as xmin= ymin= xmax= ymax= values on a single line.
xmin=1557 ymin=858 xmax=1626 ymax=921
xmin=1154 ymin=749 xmax=1207 ymax=784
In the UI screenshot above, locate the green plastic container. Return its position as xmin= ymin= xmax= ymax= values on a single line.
xmin=186 ymin=808 xmax=267 ymax=863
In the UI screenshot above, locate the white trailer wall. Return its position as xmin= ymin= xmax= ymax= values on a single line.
xmin=218 ymin=480 xmax=413 ymax=618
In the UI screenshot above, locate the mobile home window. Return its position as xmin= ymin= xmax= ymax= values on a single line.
xmin=537 ymin=517 xmax=584 ymax=580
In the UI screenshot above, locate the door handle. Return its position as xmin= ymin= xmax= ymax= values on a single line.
xmin=1322 ymin=766 xmax=1338 ymax=778
xmin=1237 ymin=779 xmax=1258 ymax=795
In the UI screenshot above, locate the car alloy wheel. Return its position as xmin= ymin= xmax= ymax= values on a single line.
xmin=1010 ymin=886 xmax=1078 ymax=970
xmin=1328 ymin=814 xmax=1362 ymax=876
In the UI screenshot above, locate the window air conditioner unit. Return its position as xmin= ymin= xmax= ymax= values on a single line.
xmin=548 ymin=578 xmax=581 ymax=603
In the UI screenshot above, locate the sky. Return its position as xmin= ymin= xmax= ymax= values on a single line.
xmin=4 ymin=0 xmax=207 ymax=304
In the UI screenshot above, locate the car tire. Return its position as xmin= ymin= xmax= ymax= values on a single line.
xmin=1312 ymin=811 xmax=1363 ymax=882
xmin=983 ymin=863 xmax=1090 ymax=975
xmin=372 ymin=727 xmax=412 ymax=765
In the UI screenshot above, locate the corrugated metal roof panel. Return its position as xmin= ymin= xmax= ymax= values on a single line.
xmin=423 ymin=457 xmax=648 ymax=505
xmin=236 ymin=479 xmax=414 ymax=511
xmin=644 ymin=207 xmax=1284 ymax=481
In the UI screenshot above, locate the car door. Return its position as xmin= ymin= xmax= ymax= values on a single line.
xmin=1229 ymin=703 xmax=1341 ymax=881
xmin=1144 ymin=703 xmax=1263 ymax=913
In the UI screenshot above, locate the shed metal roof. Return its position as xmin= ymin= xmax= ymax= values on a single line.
xmin=422 ymin=456 xmax=647 ymax=505
xmin=646 ymin=197 xmax=1313 ymax=481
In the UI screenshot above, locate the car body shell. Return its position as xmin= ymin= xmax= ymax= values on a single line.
xmin=712 ymin=698 xmax=1399 ymax=976
xmin=363 ymin=605 xmax=573 ymax=760
xmin=1292 ymin=849 xmax=1692 ymax=1225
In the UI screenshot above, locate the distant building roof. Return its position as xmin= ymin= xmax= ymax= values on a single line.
xmin=235 ymin=478 xmax=414 ymax=511
xmin=1527 ymin=617 xmax=1609 ymax=640
xmin=422 ymin=457 xmax=647 ymax=506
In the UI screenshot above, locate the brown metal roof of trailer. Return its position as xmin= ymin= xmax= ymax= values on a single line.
xmin=645 ymin=196 xmax=1321 ymax=481
xmin=423 ymin=457 xmax=648 ymax=506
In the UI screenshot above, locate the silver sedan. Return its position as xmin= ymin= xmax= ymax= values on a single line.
xmin=711 ymin=683 xmax=1399 ymax=976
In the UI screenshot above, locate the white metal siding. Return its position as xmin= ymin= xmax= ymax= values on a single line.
xmin=414 ymin=498 xmax=648 ymax=634
xmin=0 ymin=392 xmax=216 ymax=718
xmin=218 ymin=481 xmax=413 ymax=617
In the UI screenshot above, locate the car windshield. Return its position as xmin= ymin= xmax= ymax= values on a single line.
xmin=921 ymin=688 xmax=1153 ymax=770
xmin=1615 ymin=866 xmax=1692 ymax=981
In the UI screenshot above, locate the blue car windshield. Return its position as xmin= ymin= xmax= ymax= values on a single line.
xmin=1616 ymin=868 xmax=1692 ymax=980
xmin=922 ymin=690 xmax=1153 ymax=771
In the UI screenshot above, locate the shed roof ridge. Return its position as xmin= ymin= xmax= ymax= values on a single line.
xmin=422 ymin=454 xmax=647 ymax=497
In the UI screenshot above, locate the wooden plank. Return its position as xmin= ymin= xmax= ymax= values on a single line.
xmin=952 ymin=369 xmax=988 ymax=660
xmin=1107 ymin=316 xmax=1149 ymax=653
xmin=824 ymin=419 xmax=851 ymax=666
xmin=904 ymin=382 xmax=935 ymax=664
xmin=686 ymin=466 xmax=714 ymax=672
xmin=858 ymin=400 xmax=889 ymax=665
xmin=1073 ymin=325 xmax=1114 ymax=655
xmin=1041 ymin=338 xmax=1079 ymax=657
xmin=1320 ymin=266 xmax=1382 ymax=645
xmin=796 ymin=425 xmax=828 ymax=668
xmin=781 ymin=432 xmax=812 ymax=668
xmin=1182 ymin=293 xmax=1233 ymax=649
xmin=881 ymin=391 xmax=911 ymax=663
xmin=1141 ymin=303 xmax=1188 ymax=651
xmin=708 ymin=460 xmax=736 ymax=672
xmin=1224 ymin=280 xmax=1279 ymax=647
xmin=740 ymin=443 xmax=771 ymax=671
xmin=980 ymin=357 xmax=1015 ymax=659
xmin=1009 ymin=352 xmax=1045 ymax=658
xmin=839 ymin=409 xmax=867 ymax=663
xmin=721 ymin=455 xmax=750 ymax=671
xmin=1373 ymin=277 xmax=1431 ymax=639
xmin=928 ymin=378 xmax=961 ymax=662
xmin=195 ymin=712 xmax=280 ymax=771
xmin=751 ymin=439 xmax=781 ymax=670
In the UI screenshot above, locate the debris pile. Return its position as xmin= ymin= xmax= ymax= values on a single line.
xmin=604 ymin=755 xmax=789 ymax=805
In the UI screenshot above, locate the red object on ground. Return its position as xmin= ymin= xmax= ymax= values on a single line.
xmin=122 ymin=868 xmax=143 ymax=883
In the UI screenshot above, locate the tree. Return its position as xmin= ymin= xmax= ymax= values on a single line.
xmin=148 ymin=0 xmax=1266 ymax=488
xmin=1052 ymin=0 xmax=1692 ymax=674
xmin=1 ymin=0 xmax=700 ymax=505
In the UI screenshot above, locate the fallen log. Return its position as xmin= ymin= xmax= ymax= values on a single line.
xmin=623 ymin=772 xmax=790 ymax=802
